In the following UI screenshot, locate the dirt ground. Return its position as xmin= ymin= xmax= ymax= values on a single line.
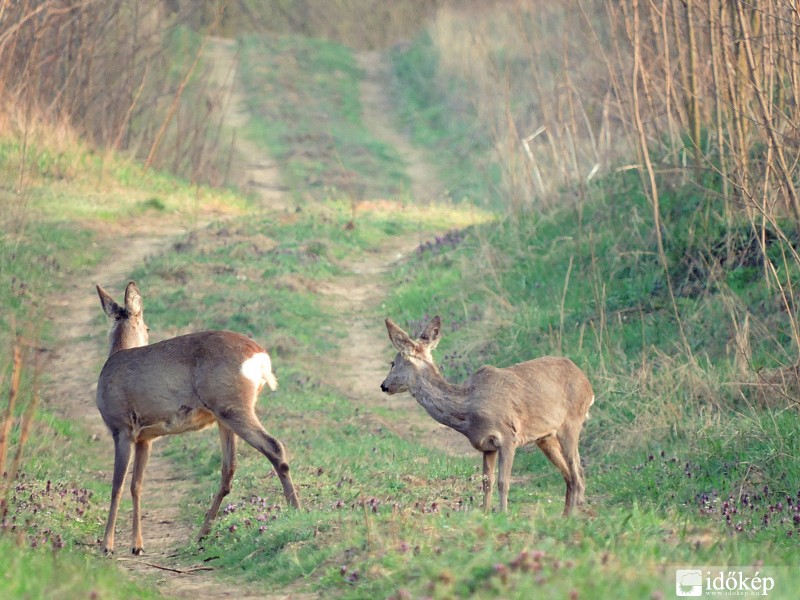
xmin=40 ymin=38 xmax=472 ymax=599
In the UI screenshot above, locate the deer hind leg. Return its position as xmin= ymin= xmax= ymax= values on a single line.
xmin=482 ymin=450 xmax=497 ymax=512
xmin=198 ymin=424 xmax=237 ymax=540
xmin=102 ymin=431 xmax=133 ymax=554
xmin=497 ymin=445 xmax=517 ymax=512
xmin=130 ymin=439 xmax=152 ymax=555
xmin=557 ymin=423 xmax=585 ymax=508
xmin=219 ymin=410 xmax=301 ymax=509
xmin=536 ymin=434 xmax=574 ymax=516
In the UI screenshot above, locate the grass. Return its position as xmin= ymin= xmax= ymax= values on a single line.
xmin=125 ymin=184 xmax=798 ymax=598
xmin=237 ymin=35 xmax=410 ymax=204
xmin=0 ymin=534 xmax=161 ymax=600
xmin=0 ymin=406 xmax=163 ymax=599
xmin=388 ymin=32 xmax=502 ymax=208
xmin=3 ymin=17 xmax=800 ymax=600
xmin=0 ymin=136 xmax=248 ymax=330
xmin=135 ymin=197 xmax=480 ymax=363
xmin=0 ymin=128 xmax=250 ymax=599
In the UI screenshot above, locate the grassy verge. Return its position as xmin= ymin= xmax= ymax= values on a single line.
xmin=0 ymin=137 xmax=249 ymax=598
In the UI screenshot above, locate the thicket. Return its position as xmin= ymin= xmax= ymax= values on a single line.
xmin=175 ymin=0 xmax=440 ymax=49
xmin=0 ymin=0 xmax=234 ymax=185
xmin=388 ymin=1 xmax=800 ymax=391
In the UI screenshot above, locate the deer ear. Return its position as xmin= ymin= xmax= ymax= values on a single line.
xmin=385 ymin=318 xmax=414 ymax=353
xmin=124 ymin=281 xmax=143 ymax=316
xmin=419 ymin=315 xmax=442 ymax=349
xmin=97 ymin=285 xmax=122 ymax=318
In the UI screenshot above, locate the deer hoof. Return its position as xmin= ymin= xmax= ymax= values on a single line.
xmin=132 ymin=547 xmax=144 ymax=556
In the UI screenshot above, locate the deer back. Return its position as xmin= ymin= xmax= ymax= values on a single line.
xmin=464 ymin=356 xmax=593 ymax=441
xmin=96 ymin=331 xmax=273 ymax=439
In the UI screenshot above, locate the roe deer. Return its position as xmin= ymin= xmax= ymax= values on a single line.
xmin=95 ymin=281 xmax=300 ymax=555
xmin=380 ymin=316 xmax=593 ymax=515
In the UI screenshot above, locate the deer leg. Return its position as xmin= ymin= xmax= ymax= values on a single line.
xmin=102 ymin=431 xmax=133 ymax=554
xmin=557 ymin=425 xmax=585 ymax=508
xmin=198 ymin=424 xmax=237 ymax=540
xmin=537 ymin=435 xmax=574 ymax=516
xmin=482 ymin=450 xmax=497 ymax=512
xmin=220 ymin=411 xmax=301 ymax=509
xmin=496 ymin=445 xmax=517 ymax=512
xmin=130 ymin=439 xmax=152 ymax=555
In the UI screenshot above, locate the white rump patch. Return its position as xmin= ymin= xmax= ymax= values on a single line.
xmin=241 ymin=352 xmax=278 ymax=391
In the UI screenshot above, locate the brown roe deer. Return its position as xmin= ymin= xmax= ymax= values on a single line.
xmin=95 ymin=282 xmax=300 ymax=554
xmin=380 ymin=316 xmax=593 ymax=515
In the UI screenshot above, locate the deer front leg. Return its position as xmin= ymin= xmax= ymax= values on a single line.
xmin=102 ymin=432 xmax=133 ymax=554
xmin=130 ymin=439 xmax=152 ymax=555
xmin=199 ymin=424 xmax=237 ymax=540
xmin=482 ymin=451 xmax=497 ymax=512
xmin=497 ymin=445 xmax=517 ymax=512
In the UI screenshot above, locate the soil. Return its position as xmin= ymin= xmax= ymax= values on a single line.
xmin=40 ymin=38 xmax=469 ymax=599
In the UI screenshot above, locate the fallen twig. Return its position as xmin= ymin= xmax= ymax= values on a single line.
xmin=116 ymin=558 xmax=215 ymax=574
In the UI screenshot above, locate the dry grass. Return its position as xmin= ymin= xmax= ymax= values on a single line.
xmin=426 ymin=1 xmax=800 ymax=232
xmin=0 ymin=337 xmax=41 ymax=514
xmin=0 ymin=0 xmax=234 ymax=185
xmin=415 ymin=1 xmax=800 ymax=413
xmin=428 ymin=1 xmax=627 ymax=207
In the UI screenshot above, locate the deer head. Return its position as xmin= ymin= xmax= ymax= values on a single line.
xmin=96 ymin=281 xmax=149 ymax=355
xmin=381 ymin=316 xmax=441 ymax=394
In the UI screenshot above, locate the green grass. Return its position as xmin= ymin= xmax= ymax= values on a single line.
xmin=4 ymin=20 xmax=800 ymax=600
xmin=237 ymin=35 xmax=410 ymax=203
xmin=389 ymin=32 xmax=502 ymax=208
xmin=0 ymin=125 xmax=250 ymax=599
xmin=134 ymin=198 xmax=475 ymax=356
xmin=0 ymin=535 xmax=161 ymax=600
xmin=126 ymin=185 xmax=799 ymax=598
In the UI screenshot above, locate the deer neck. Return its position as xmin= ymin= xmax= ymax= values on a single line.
xmin=410 ymin=365 xmax=470 ymax=434
xmin=107 ymin=320 xmax=148 ymax=356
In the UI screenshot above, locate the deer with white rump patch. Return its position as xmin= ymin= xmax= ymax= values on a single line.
xmin=95 ymin=281 xmax=300 ymax=555
xmin=381 ymin=316 xmax=593 ymax=515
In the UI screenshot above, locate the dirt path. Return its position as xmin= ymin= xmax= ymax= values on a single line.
xmin=207 ymin=37 xmax=292 ymax=212
xmin=41 ymin=38 xmax=468 ymax=600
xmin=357 ymin=52 xmax=445 ymax=205
xmin=49 ymin=232 xmax=280 ymax=600
xmin=316 ymin=51 xmax=471 ymax=457
xmin=41 ymin=39 xmax=301 ymax=599
xmin=317 ymin=238 xmax=474 ymax=458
